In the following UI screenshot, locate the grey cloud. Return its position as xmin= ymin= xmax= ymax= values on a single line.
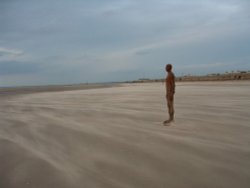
xmin=0 ymin=47 xmax=23 ymax=57
xmin=0 ymin=61 xmax=42 ymax=75
xmin=0 ymin=0 xmax=250 ymax=86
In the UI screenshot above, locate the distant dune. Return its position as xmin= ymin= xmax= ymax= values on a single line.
xmin=128 ymin=71 xmax=250 ymax=83
xmin=177 ymin=71 xmax=250 ymax=81
xmin=0 ymin=81 xmax=250 ymax=188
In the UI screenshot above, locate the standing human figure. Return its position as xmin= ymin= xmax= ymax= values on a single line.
xmin=164 ymin=64 xmax=175 ymax=125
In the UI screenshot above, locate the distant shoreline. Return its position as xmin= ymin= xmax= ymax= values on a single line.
xmin=1 ymin=72 xmax=250 ymax=96
xmin=0 ymin=83 xmax=120 ymax=97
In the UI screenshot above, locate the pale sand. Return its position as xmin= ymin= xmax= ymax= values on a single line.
xmin=0 ymin=81 xmax=249 ymax=188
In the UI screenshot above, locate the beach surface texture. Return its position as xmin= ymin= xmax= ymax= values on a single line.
xmin=0 ymin=81 xmax=250 ymax=188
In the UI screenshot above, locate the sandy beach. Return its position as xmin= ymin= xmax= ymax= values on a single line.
xmin=0 ymin=81 xmax=250 ymax=188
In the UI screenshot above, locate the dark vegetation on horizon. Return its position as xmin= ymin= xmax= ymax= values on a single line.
xmin=127 ymin=70 xmax=250 ymax=83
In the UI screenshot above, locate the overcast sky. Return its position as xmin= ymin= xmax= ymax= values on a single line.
xmin=1 ymin=0 xmax=250 ymax=86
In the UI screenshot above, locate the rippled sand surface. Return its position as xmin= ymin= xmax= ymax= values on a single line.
xmin=0 ymin=81 xmax=250 ymax=188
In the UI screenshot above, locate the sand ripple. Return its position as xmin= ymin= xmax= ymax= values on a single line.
xmin=0 ymin=82 xmax=250 ymax=188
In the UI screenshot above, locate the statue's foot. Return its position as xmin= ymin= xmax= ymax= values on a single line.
xmin=163 ymin=119 xmax=172 ymax=125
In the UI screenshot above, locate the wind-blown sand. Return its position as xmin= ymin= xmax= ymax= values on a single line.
xmin=0 ymin=81 xmax=250 ymax=188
